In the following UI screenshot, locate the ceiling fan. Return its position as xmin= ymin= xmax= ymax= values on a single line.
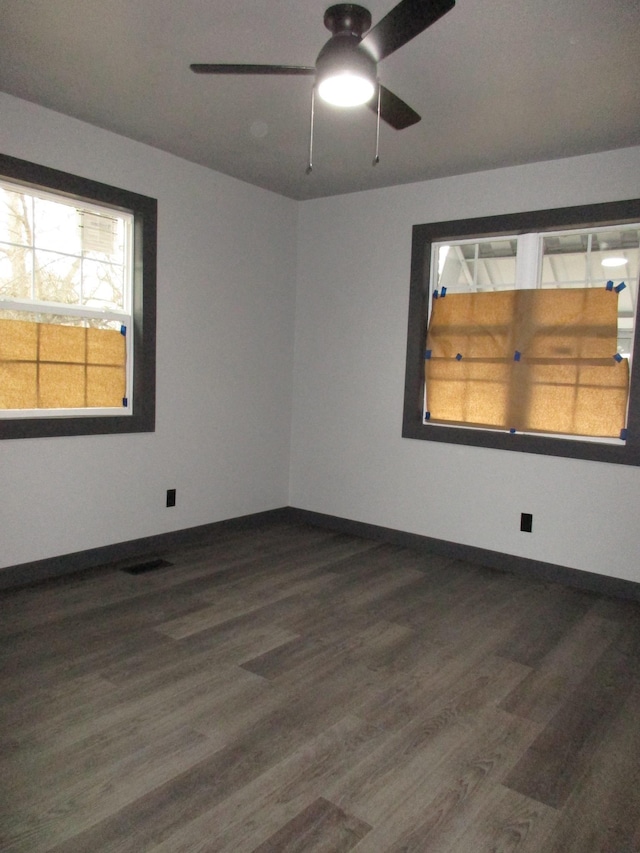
xmin=190 ymin=0 xmax=455 ymax=131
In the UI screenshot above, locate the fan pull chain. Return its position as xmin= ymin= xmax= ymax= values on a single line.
xmin=306 ymin=86 xmax=315 ymax=175
xmin=306 ymin=81 xmax=383 ymax=173
xmin=373 ymin=83 xmax=381 ymax=166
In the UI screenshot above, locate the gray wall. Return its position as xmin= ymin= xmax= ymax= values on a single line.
xmin=290 ymin=147 xmax=640 ymax=583
xmin=0 ymin=94 xmax=297 ymax=569
xmin=2 ymin=91 xmax=640 ymax=586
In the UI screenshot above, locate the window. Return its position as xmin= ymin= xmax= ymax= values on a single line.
xmin=402 ymin=200 xmax=640 ymax=466
xmin=0 ymin=154 xmax=156 ymax=439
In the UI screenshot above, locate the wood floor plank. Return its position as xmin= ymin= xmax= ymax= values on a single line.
xmin=43 ymin=711 xmax=330 ymax=852
xmin=165 ymin=538 xmax=373 ymax=613
xmin=150 ymin=714 xmax=389 ymax=853
xmin=354 ymin=640 xmax=530 ymax=734
xmin=381 ymin=562 xmax=533 ymax=649
xmin=1 ymin=660 xmax=262 ymax=761
xmin=0 ymin=525 xmax=360 ymax=638
xmin=503 ymin=619 xmax=640 ymax=809
xmin=155 ymin=570 xmax=334 ymax=640
xmin=42 ymin=656 xmax=390 ymax=852
xmin=0 ymin=587 xmax=210 ymax=693
xmin=437 ymin=785 xmax=559 ymax=853
xmin=97 ymin=623 xmax=299 ymax=688
xmin=343 ymin=707 xmax=541 ymax=853
xmin=2 ymin=520 xmax=640 ymax=852
xmin=498 ymin=608 xmax=622 ymax=724
xmin=324 ymin=657 xmax=536 ymax=826
xmin=240 ymin=619 xmax=414 ymax=682
xmin=539 ymin=680 xmax=640 ymax=853
xmin=495 ymin=585 xmax=596 ymax=667
xmin=251 ymin=797 xmax=371 ymax=853
xmin=0 ymin=724 xmax=218 ymax=853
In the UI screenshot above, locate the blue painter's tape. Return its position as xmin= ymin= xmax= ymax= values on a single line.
xmin=455 ymin=353 xmax=463 ymax=361
xmin=425 ymin=411 xmax=431 ymax=420
xmin=122 ymin=397 xmax=128 ymax=407
xmin=620 ymin=428 xmax=628 ymax=440
xmin=424 ymin=349 xmax=432 ymax=360
xmin=120 ymin=325 xmax=127 ymax=336
xmin=441 ymin=287 xmax=447 ymax=297
xmin=606 ymin=280 xmax=614 ymax=291
xmin=615 ymin=282 xmax=626 ymax=293
xmin=613 ymin=353 xmax=623 ymax=363
xmin=514 ymin=350 xmax=521 ymax=362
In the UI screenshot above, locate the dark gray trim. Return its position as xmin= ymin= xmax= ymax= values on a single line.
xmin=0 ymin=153 xmax=157 ymax=439
xmin=4 ymin=505 xmax=638 ymax=603
xmin=288 ymin=507 xmax=640 ymax=603
xmin=402 ymin=198 xmax=640 ymax=466
xmin=0 ymin=507 xmax=290 ymax=590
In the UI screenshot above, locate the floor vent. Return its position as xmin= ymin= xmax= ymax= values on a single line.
xmin=121 ymin=558 xmax=173 ymax=575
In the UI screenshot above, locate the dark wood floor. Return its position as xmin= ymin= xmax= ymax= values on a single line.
xmin=2 ymin=521 xmax=640 ymax=852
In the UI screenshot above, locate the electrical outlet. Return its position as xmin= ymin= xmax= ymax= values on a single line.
xmin=166 ymin=488 xmax=176 ymax=508
xmin=520 ymin=512 xmax=533 ymax=532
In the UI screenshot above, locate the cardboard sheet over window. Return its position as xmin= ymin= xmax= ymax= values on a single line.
xmin=0 ymin=319 xmax=126 ymax=410
xmin=425 ymin=288 xmax=629 ymax=438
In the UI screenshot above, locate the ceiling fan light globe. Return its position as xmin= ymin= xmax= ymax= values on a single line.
xmin=318 ymin=72 xmax=375 ymax=106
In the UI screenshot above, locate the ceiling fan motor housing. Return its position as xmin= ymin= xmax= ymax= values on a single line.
xmin=315 ymin=32 xmax=377 ymax=87
xmin=323 ymin=4 xmax=373 ymax=37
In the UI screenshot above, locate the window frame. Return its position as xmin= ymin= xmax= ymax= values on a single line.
xmin=0 ymin=154 xmax=156 ymax=439
xmin=402 ymin=199 xmax=640 ymax=466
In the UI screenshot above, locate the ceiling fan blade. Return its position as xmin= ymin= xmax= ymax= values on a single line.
xmin=368 ymin=85 xmax=420 ymax=130
xmin=190 ymin=64 xmax=315 ymax=75
xmin=360 ymin=0 xmax=455 ymax=63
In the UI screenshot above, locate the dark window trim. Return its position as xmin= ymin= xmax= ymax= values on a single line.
xmin=0 ymin=154 xmax=156 ymax=439
xmin=402 ymin=199 xmax=640 ymax=466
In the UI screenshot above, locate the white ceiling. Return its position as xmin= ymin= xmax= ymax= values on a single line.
xmin=1 ymin=0 xmax=639 ymax=200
